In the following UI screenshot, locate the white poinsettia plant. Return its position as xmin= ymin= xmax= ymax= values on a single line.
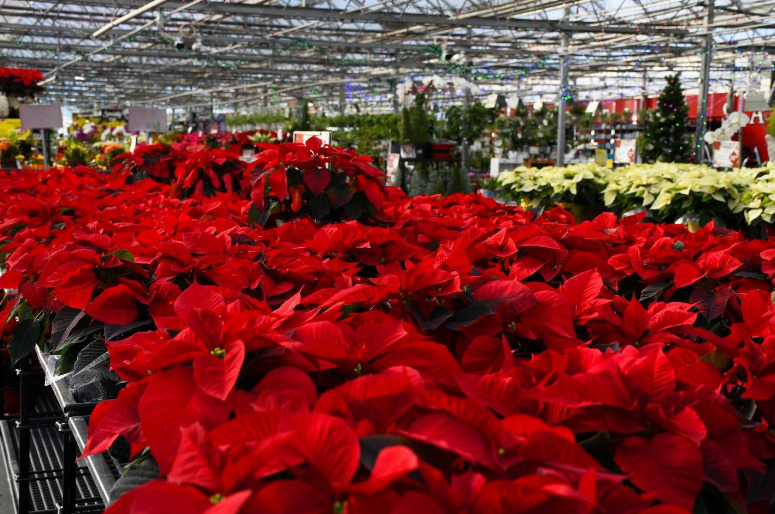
xmin=498 ymin=162 xmax=775 ymax=226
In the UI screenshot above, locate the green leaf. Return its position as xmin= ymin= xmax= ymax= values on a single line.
xmin=109 ymin=455 xmax=159 ymax=503
xmin=53 ymin=325 xmax=102 ymax=353
xmin=51 ymin=307 xmax=85 ymax=350
xmin=639 ymin=281 xmax=672 ymax=302
xmin=104 ymin=250 xmax=135 ymax=262
xmin=8 ymin=318 xmax=42 ymax=366
xmin=445 ymin=300 xmax=494 ymax=329
xmin=406 ymin=302 xmax=453 ymax=331
xmin=247 ymin=203 xmax=261 ymax=227
xmin=342 ymin=197 xmax=364 ymax=220
xmin=308 ymin=194 xmax=331 ymax=221
xmin=72 ymin=340 xmax=109 ymax=375
xmin=104 ymin=318 xmax=153 ymax=341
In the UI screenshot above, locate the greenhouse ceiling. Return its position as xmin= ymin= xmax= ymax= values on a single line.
xmin=0 ymin=0 xmax=773 ymax=113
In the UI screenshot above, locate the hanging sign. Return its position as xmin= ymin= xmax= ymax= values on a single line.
xmin=614 ymin=139 xmax=637 ymax=164
xmin=713 ymin=141 xmax=740 ymax=168
xmin=293 ymin=131 xmax=330 ymax=145
xmin=20 ymin=104 xmax=63 ymax=130
xmin=386 ymin=153 xmax=400 ymax=184
xmin=127 ymin=107 xmax=167 ymax=133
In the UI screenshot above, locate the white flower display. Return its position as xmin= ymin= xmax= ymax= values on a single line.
xmin=498 ymin=162 xmax=775 ymax=225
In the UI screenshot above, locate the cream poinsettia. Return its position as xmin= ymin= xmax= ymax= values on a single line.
xmin=498 ymin=162 xmax=775 ymax=226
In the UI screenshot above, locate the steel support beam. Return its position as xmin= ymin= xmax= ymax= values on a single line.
xmin=694 ymin=0 xmax=715 ymax=164
xmin=556 ymin=8 xmax=570 ymax=167
xmin=45 ymin=1 xmax=690 ymax=35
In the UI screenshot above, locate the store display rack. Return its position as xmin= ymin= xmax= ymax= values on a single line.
xmin=0 ymin=347 xmax=124 ymax=514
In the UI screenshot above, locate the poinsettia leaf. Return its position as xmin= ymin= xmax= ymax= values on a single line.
xmin=297 ymin=413 xmax=360 ymax=486
xmin=326 ymin=184 xmax=354 ymax=209
xmin=193 ymin=340 xmax=245 ymax=400
xmin=51 ymin=307 xmax=85 ymax=350
xmin=82 ymin=381 xmax=147 ymax=458
xmin=72 ymin=339 xmax=109 ymax=375
xmin=108 ymin=456 xmax=160 ymax=504
xmin=473 ymin=280 xmax=538 ymax=318
xmin=104 ymin=318 xmax=153 ymax=341
xmin=558 ymin=269 xmax=603 ymax=310
xmin=343 ymin=197 xmax=364 ymax=221
xmin=138 ymin=368 xmax=232 ymax=473
xmin=445 ymin=300 xmax=493 ymax=329
xmin=53 ymin=325 xmax=102 ymax=353
xmin=85 ymin=284 xmax=138 ymax=325
xmin=303 ymin=167 xmax=332 ymax=195
xmin=359 ymin=435 xmax=414 ymax=470
xmin=407 ymin=302 xmax=453 ymax=331
xmin=640 ymin=281 xmax=672 ymax=302
xmin=614 ymin=433 xmax=703 ymax=509
xmin=8 ymin=318 xmax=41 ymax=366
xmin=308 ymin=194 xmax=331 ymax=221
xmin=735 ymin=270 xmax=767 ymax=279
xmin=104 ymin=250 xmax=135 ymax=262
xmin=744 ymin=460 xmax=775 ymax=504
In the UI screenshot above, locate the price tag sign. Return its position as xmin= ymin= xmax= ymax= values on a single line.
xmin=20 ymin=104 xmax=63 ymax=130
xmin=386 ymin=153 xmax=400 ymax=184
xmin=713 ymin=141 xmax=739 ymax=168
xmin=293 ymin=131 xmax=331 ymax=145
xmin=127 ymin=107 xmax=167 ymax=133
xmin=614 ymin=139 xmax=637 ymax=164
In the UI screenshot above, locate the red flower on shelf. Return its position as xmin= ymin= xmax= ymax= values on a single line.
xmin=0 ymin=68 xmax=44 ymax=96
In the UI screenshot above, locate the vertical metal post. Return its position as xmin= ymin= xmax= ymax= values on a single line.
xmin=41 ymin=129 xmax=51 ymax=170
xmin=17 ymin=361 xmax=30 ymax=514
xmin=737 ymin=90 xmax=744 ymax=168
xmin=461 ymin=86 xmax=471 ymax=171
xmin=390 ymin=79 xmax=399 ymax=114
xmin=642 ymin=65 xmax=648 ymax=131
xmin=60 ymin=423 xmax=77 ymax=514
xmin=694 ymin=0 xmax=715 ymax=164
xmin=339 ymin=83 xmax=346 ymax=115
xmin=556 ymin=7 xmax=570 ymax=167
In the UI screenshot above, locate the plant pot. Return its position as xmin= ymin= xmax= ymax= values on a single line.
xmin=1 ymin=157 xmax=17 ymax=169
xmin=0 ymin=93 xmax=9 ymax=118
xmin=430 ymin=142 xmax=455 ymax=152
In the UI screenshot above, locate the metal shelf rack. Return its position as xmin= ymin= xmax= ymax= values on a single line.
xmin=0 ymin=348 xmax=124 ymax=514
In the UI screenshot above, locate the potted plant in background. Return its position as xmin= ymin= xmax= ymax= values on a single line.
xmin=0 ymin=68 xmax=44 ymax=118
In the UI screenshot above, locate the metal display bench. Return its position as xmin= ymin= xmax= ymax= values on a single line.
xmin=0 ymin=347 xmax=123 ymax=514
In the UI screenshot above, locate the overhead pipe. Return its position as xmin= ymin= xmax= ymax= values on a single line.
xmin=92 ymin=0 xmax=174 ymax=38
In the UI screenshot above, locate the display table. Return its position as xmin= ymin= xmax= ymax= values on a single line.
xmin=0 ymin=348 xmax=122 ymax=514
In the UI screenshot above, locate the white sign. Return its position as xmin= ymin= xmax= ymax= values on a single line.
xmin=585 ymin=101 xmax=600 ymax=114
xmin=127 ymin=107 xmax=168 ymax=133
xmin=490 ymin=157 xmax=501 ymax=178
xmin=713 ymin=140 xmax=740 ymax=168
xmin=20 ymin=104 xmax=63 ymax=130
xmin=614 ymin=139 xmax=637 ymax=164
xmin=386 ymin=153 xmax=400 ymax=185
xmin=240 ymin=148 xmax=256 ymax=163
xmin=293 ymin=131 xmax=331 ymax=145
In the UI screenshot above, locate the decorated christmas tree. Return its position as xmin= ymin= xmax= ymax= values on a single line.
xmin=642 ymin=74 xmax=690 ymax=163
